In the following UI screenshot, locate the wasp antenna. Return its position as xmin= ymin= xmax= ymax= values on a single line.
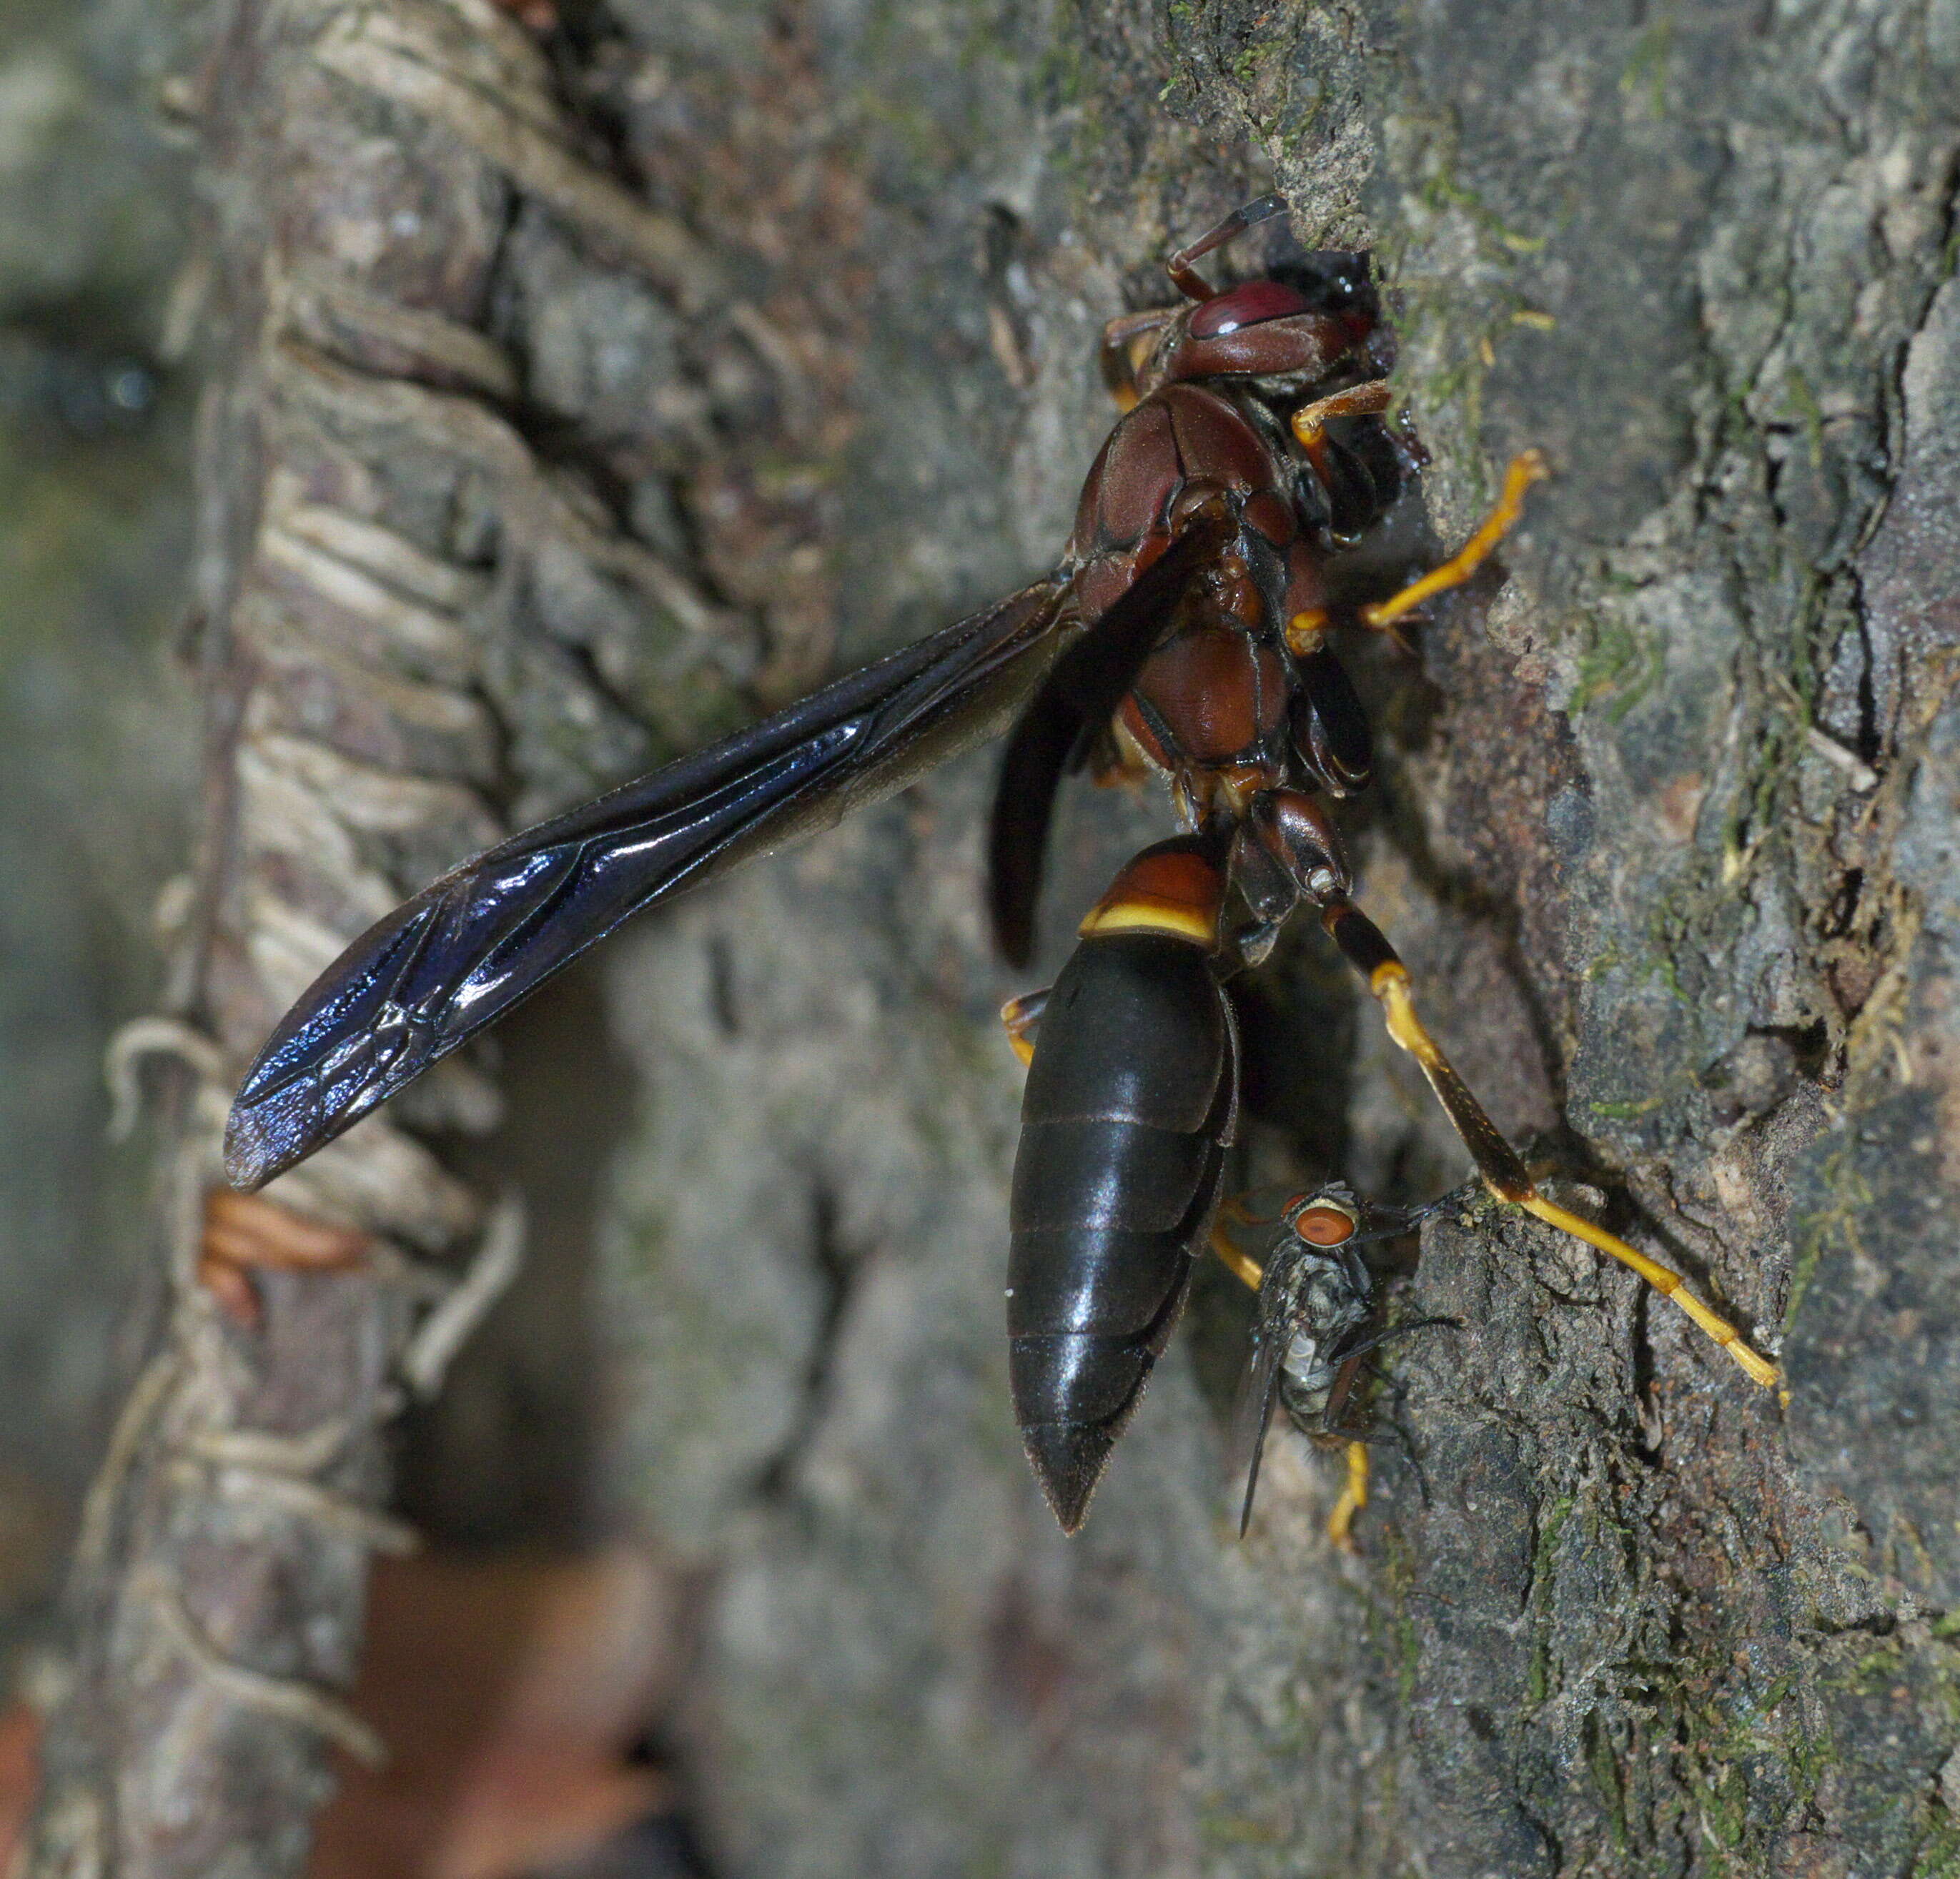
xmin=1166 ymin=192 xmax=1291 ymax=300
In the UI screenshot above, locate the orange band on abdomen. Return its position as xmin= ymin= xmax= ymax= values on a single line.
xmin=1079 ymin=844 xmax=1225 ymax=948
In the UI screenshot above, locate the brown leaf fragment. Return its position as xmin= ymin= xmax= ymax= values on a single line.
xmin=307 ymin=1547 xmax=681 ymax=1879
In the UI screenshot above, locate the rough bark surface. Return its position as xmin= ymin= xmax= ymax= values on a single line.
xmin=0 ymin=0 xmax=198 ymax=1690
xmin=26 ymin=0 xmax=1960 ymax=1875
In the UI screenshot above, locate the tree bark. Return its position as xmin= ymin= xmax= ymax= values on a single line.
xmin=33 ymin=0 xmax=1960 ymax=1875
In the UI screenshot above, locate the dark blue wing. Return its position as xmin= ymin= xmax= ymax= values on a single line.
xmin=226 ymin=581 xmax=1069 ymax=1189
xmin=988 ymin=515 xmax=1228 ymax=967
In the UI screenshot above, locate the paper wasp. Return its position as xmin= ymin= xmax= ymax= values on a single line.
xmin=226 ymin=195 xmax=1778 ymax=1538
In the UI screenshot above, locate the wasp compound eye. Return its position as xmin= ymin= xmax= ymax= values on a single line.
xmin=1189 ymin=279 xmax=1318 ymax=339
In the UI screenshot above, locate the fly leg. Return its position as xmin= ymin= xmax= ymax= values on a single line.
xmin=1317 ymin=1344 xmax=1373 ymax=1555
xmin=1318 ymin=897 xmax=1780 ymax=1389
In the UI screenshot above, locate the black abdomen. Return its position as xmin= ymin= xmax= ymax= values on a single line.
xmin=1007 ymin=932 xmax=1238 ymax=1532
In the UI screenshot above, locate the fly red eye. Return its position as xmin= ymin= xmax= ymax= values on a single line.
xmin=1292 ymin=1203 xmax=1357 ymax=1246
xmin=1188 ymin=279 xmax=1317 ymax=339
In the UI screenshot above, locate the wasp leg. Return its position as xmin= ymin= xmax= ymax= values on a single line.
xmin=1207 ymin=1210 xmax=1267 ymax=1291
xmin=1099 ymin=308 xmax=1179 ymax=411
xmin=1326 ymin=1441 xmax=1370 ymax=1552
xmin=1319 ymin=900 xmax=1779 ymax=1389
xmin=1288 ymin=380 xmax=1396 ymax=489
xmin=1000 ymin=988 xmax=1050 ymax=1068
xmin=1356 ymin=450 xmax=1548 ymax=635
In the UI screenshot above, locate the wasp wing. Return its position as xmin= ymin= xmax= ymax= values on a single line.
xmin=989 ymin=515 xmax=1228 ymax=968
xmin=1227 ymin=1236 xmax=1306 ymax=1538
xmin=227 ymin=580 xmax=1069 ymax=1190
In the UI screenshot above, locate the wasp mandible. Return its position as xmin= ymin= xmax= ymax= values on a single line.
xmin=226 ymin=195 xmax=1778 ymax=1537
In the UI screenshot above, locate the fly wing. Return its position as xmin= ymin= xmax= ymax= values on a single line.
xmin=227 ymin=580 xmax=1068 ymax=1190
xmin=1227 ymin=1237 xmax=1305 ymax=1538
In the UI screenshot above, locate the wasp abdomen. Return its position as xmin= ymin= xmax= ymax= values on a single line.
xmin=1008 ymin=931 xmax=1237 ymax=1532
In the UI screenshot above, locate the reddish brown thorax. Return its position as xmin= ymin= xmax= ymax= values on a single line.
xmin=1067 ymin=384 xmax=1287 ymax=618
xmin=1119 ymin=631 xmax=1290 ymax=770
xmin=1065 ymin=362 xmax=1353 ymax=802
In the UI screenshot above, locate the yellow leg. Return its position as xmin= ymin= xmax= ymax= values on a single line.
xmin=1285 ymin=605 xmax=1332 ymax=657
xmin=1360 ymin=451 xmax=1548 ymax=633
xmin=1208 ymin=1214 xmax=1265 ymax=1292
xmin=1290 ymin=380 xmax=1395 ymax=487
xmin=1320 ymin=898 xmax=1778 ymax=1389
xmin=1099 ymin=308 xmax=1177 ymax=412
xmin=999 ymin=992 xmax=1045 ymax=1068
xmin=1514 ymin=1193 xmax=1779 ymax=1387
xmin=1371 ymin=963 xmax=1778 ymax=1388
xmin=1327 ymin=1441 xmax=1370 ymax=1552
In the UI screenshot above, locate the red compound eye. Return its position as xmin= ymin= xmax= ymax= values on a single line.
xmin=1189 ymin=279 xmax=1317 ymax=339
xmin=1293 ymin=1203 xmax=1357 ymax=1247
